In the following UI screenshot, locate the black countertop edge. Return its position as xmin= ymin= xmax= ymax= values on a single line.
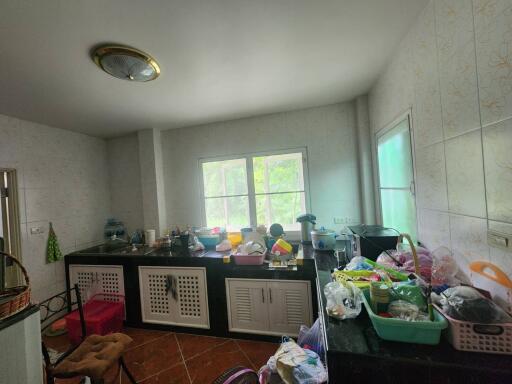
xmin=0 ymin=305 xmax=39 ymax=331
xmin=308 ymin=246 xmax=512 ymax=375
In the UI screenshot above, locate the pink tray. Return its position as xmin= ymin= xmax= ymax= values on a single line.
xmin=232 ymin=252 xmax=266 ymax=265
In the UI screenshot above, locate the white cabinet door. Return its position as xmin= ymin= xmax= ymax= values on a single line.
xmin=226 ymin=279 xmax=269 ymax=334
xmin=226 ymin=279 xmax=312 ymax=336
xmin=267 ymin=281 xmax=312 ymax=336
xmin=139 ymin=266 xmax=209 ymax=329
xmin=69 ymin=265 xmax=125 ymax=302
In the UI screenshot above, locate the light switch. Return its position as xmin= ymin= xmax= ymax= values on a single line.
xmin=30 ymin=226 xmax=45 ymax=235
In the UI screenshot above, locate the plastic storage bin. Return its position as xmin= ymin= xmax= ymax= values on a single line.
xmin=434 ymin=304 xmax=512 ymax=355
xmin=65 ymin=294 xmax=125 ymax=344
xmin=361 ymin=289 xmax=447 ymax=345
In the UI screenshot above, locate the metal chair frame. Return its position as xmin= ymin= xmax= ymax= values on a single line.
xmin=39 ymin=284 xmax=137 ymax=384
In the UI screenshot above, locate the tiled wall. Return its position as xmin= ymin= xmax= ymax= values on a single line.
xmin=107 ymin=134 xmax=144 ymax=236
xmin=0 ymin=114 xmax=111 ymax=302
xmin=161 ymin=102 xmax=362 ymax=231
xmin=369 ymin=0 xmax=512 ymax=280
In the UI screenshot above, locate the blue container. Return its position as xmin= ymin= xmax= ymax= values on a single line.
xmin=197 ymin=235 xmax=221 ymax=250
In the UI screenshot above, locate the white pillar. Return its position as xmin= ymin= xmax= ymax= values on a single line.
xmin=355 ymin=95 xmax=376 ymax=224
xmin=138 ymin=129 xmax=167 ymax=236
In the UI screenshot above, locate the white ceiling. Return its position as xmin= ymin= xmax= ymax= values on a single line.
xmin=0 ymin=0 xmax=427 ymax=138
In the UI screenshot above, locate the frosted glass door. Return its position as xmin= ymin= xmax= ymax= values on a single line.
xmin=377 ymin=116 xmax=417 ymax=241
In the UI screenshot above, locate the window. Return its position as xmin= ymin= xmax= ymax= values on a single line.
xmin=200 ymin=150 xmax=308 ymax=232
xmin=376 ymin=114 xmax=417 ymax=241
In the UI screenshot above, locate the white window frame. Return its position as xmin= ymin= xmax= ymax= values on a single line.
xmin=198 ymin=148 xmax=311 ymax=236
xmin=373 ymin=109 xmax=418 ymax=237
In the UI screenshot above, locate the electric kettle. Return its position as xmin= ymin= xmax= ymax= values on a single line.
xmin=296 ymin=213 xmax=316 ymax=244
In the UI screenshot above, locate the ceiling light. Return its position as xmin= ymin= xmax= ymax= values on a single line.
xmin=92 ymin=45 xmax=160 ymax=82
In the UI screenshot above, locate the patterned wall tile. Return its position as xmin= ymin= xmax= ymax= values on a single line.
xmin=445 ymin=130 xmax=486 ymax=217
xmin=474 ymin=2 xmax=512 ymax=125
xmin=435 ymin=0 xmax=475 ymax=64
xmin=488 ymin=220 xmax=512 ymax=277
xmin=415 ymin=142 xmax=448 ymax=210
xmin=474 ymin=0 xmax=512 ymax=27
xmin=449 ymin=214 xmax=490 ymax=277
xmin=438 ymin=39 xmax=481 ymax=138
xmin=412 ymin=1 xmax=444 ymax=148
xmin=482 ymin=118 xmax=512 ymax=222
xmin=417 ymin=208 xmax=451 ymax=249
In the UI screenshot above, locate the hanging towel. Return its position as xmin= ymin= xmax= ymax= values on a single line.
xmin=47 ymin=222 xmax=63 ymax=263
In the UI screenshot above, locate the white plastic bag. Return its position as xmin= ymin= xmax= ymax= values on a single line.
xmin=323 ymin=281 xmax=362 ymax=320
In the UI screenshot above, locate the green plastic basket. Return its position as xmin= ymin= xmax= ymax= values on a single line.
xmin=361 ymin=289 xmax=448 ymax=345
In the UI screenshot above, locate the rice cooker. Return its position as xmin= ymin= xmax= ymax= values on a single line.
xmin=311 ymin=228 xmax=337 ymax=250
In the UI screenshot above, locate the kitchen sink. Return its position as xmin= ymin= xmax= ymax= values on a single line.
xmin=75 ymin=243 xmax=155 ymax=256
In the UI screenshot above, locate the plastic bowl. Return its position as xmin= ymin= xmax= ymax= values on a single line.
xmin=197 ymin=235 xmax=221 ymax=249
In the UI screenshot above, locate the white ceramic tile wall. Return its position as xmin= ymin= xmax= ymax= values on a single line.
xmin=0 ymin=114 xmax=111 ymax=302
xmin=107 ymin=134 xmax=144 ymax=235
xmin=369 ymin=0 xmax=512 ymax=285
xmin=160 ymin=102 xmax=362 ymax=231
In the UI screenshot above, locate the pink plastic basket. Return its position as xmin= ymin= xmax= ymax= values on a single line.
xmin=232 ymin=252 xmax=266 ymax=265
xmin=434 ymin=304 xmax=512 ymax=355
xmin=66 ymin=293 xmax=125 ymax=344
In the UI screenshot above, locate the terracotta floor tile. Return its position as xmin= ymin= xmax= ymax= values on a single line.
xmin=123 ymin=327 xmax=169 ymax=350
xmin=123 ymin=333 xmax=182 ymax=382
xmin=139 ymin=363 xmax=191 ymax=384
xmin=43 ymin=333 xmax=72 ymax=353
xmin=185 ymin=340 xmax=253 ymax=384
xmin=176 ymin=333 xmax=229 ymax=360
xmin=54 ymin=377 xmax=82 ymax=384
xmin=236 ymin=340 xmax=278 ymax=370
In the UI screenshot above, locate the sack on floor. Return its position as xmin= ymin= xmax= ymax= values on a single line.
xmin=272 ymin=337 xmax=327 ymax=384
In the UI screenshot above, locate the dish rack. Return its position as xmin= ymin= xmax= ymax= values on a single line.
xmin=434 ymin=304 xmax=512 ymax=355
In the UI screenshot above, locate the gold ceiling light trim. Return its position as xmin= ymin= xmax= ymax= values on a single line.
xmin=92 ymin=45 xmax=161 ymax=82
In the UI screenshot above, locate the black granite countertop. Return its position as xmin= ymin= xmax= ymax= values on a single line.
xmin=309 ymin=247 xmax=512 ymax=377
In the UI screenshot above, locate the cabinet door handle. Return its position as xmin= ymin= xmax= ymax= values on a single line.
xmin=269 ymin=288 xmax=272 ymax=303
xmin=261 ymin=288 xmax=265 ymax=303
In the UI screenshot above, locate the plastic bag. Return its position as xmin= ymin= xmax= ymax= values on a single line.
xmin=273 ymin=338 xmax=327 ymax=384
xmin=292 ymin=349 xmax=327 ymax=384
xmin=297 ymin=318 xmax=324 ymax=357
xmin=376 ymin=244 xmax=432 ymax=281
xmin=440 ymin=286 xmax=512 ymax=323
xmin=324 ymin=281 xmax=362 ymax=320
xmin=215 ymin=239 xmax=231 ymax=252
xmin=390 ymin=280 xmax=427 ymax=311
xmin=388 ymin=300 xmax=420 ymax=321
xmin=344 ymin=256 xmax=373 ymax=271
xmin=431 ymin=247 xmax=458 ymax=286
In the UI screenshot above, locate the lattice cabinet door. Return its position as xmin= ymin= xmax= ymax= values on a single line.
xmin=267 ymin=280 xmax=312 ymax=336
xmin=69 ymin=265 xmax=125 ymax=302
xmin=138 ymin=266 xmax=209 ymax=329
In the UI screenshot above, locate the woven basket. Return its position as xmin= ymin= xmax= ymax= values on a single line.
xmin=0 ymin=251 xmax=31 ymax=320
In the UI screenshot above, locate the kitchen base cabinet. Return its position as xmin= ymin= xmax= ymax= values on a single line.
xmin=139 ymin=266 xmax=209 ymax=329
xmin=226 ymin=278 xmax=312 ymax=336
xmin=68 ymin=264 xmax=125 ymax=301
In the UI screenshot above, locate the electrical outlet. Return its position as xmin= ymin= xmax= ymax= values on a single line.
xmin=333 ymin=217 xmax=344 ymax=224
xmin=488 ymin=230 xmax=510 ymax=252
xmin=30 ymin=226 xmax=45 ymax=235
